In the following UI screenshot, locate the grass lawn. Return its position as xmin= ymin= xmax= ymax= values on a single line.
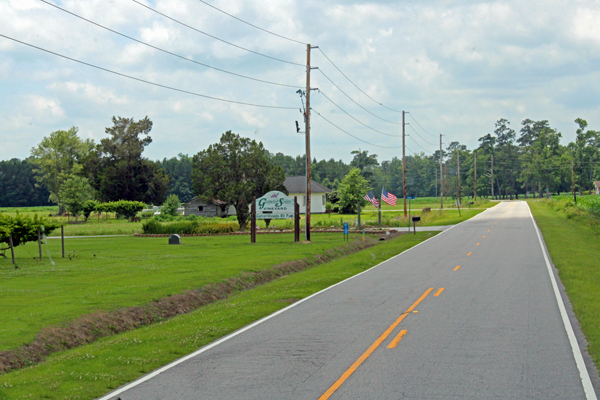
xmin=528 ymin=200 xmax=600 ymax=368
xmin=0 ymin=233 xmax=368 ymax=351
xmin=0 ymin=231 xmax=437 ymax=399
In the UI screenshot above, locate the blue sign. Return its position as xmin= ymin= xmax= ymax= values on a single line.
xmin=343 ymin=223 xmax=349 ymax=234
xmin=406 ymin=196 xmax=415 ymax=200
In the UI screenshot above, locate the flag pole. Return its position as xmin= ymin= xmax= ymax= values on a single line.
xmin=379 ymin=188 xmax=382 ymax=226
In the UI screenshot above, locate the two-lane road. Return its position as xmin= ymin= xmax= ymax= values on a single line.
xmin=102 ymin=201 xmax=597 ymax=399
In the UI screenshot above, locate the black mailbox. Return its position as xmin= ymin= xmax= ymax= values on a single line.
xmin=412 ymin=216 xmax=421 ymax=222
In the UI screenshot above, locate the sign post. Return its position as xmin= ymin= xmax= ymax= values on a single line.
xmin=250 ymin=196 xmax=256 ymax=244
xmin=406 ymin=196 xmax=415 ymax=232
xmin=343 ymin=222 xmax=349 ymax=242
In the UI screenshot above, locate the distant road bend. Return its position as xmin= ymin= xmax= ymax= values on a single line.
xmin=101 ymin=201 xmax=598 ymax=400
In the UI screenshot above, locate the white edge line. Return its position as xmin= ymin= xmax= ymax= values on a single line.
xmin=97 ymin=205 xmax=497 ymax=400
xmin=526 ymin=202 xmax=597 ymax=400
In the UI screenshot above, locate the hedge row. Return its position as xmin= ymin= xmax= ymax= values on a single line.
xmin=141 ymin=219 xmax=239 ymax=235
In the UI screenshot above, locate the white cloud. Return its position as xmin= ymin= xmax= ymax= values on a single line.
xmin=27 ymin=95 xmax=65 ymax=118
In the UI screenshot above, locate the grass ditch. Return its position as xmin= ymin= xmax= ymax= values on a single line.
xmin=0 ymin=237 xmax=380 ymax=374
xmin=529 ymin=199 xmax=600 ymax=369
xmin=0 ymin=231 xmax=436 ymax=399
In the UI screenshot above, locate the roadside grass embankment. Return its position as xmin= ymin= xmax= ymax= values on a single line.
xmin=0 ymin=234 xmax=368 ymax=352
xmin=529 ymin=199 xmax=600 ymax=369
xmin=0 ymin=231 xmax=437 ymax=399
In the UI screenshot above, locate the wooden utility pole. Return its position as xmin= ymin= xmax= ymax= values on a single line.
xmin=402 ymin=111 xmax=407 ymax=217
xmin=305 ymin=44 xmax=312 ymax=242
xmin=490 ymin=154 xmax=495 ymax=199
xmin=474 ymin=150 xmax=477 ymax=200
xmin=439 ymin=134 xmax=443 ymax=209
xmin=572 ymin=161 xmax=577 ymax=204
xmin=457 ymin=149 xmax=461 ymax=205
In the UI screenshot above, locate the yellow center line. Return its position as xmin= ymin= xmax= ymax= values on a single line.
xmin=483 ymin=235 xmax=486 ymax=238
xmin=434 ymin=288 xmax=444 ymax=296
xmin=318 ymin=288 xmax=434 ymax=400
xmin=454 ymin=265 xmax=460 ymax=271
xmin=476 ymin=242 xmax=480 ymax=246
xmin=387 ymin=330 xmax=408 ymax=349
xmin=487 ymin=230 xmax=490 ymax=232
xmin=467 ymin=252 xmax=472 ymax=256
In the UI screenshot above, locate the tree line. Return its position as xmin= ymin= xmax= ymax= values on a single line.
xmin=2 ymin=116 xmax=598 ymax=213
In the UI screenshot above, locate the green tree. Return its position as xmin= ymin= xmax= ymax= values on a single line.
xmin=30 ymin=127 xmax=93 ymax=210
xmin=82 ymin=200 xmax=99 ymax=222
xmin=156 ymin=154 xmax=194 ymax=202
xmin=350 ymin=149 xmax=379 ymax=182
xmin=160 ymin=194 xmax=181 ymax=217
xmin=59 ymin=176 xmax=93 ymax=222
xmin=191 ymin=131 xmax=286 ymax=230
xmin=84 ymin=117 xmax=169 ymax=204
xmin=0 ymin=158 xmax=52 ymax=207
xmin=338 ymin=168 xmax=371 ymax=214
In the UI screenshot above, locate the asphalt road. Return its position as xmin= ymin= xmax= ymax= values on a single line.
xmin=101 ymin=201 xmax=598 ymax=399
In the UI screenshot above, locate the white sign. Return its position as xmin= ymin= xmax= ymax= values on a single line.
xmin=256 ymin=191 xmax=295 ymax=219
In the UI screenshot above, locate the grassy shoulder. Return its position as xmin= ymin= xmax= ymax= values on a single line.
xmin=0 ymin=234 xmax=364 ymax=351
xmin=0 ymin=231 xmax=437 ymax=400
xmin=528 ymin=199 xmax=600 ymax=368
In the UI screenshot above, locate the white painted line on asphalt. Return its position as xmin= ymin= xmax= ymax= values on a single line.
xmin=527 ymin=202 xmax=597 ymax=400
xmin=97 ymin=205 xmax=499 ymax=400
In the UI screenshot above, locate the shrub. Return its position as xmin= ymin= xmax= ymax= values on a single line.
xmin=160 ymin=194 xmax=181 ymax=217
xmin=141 ymin=219 xmax=239 ymax=235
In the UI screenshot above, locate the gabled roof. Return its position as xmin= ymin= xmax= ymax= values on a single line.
xmin=284 ymin=176 xmax=332 ymax=194
xmin=594 ymin=181 xmax=600 ymax=188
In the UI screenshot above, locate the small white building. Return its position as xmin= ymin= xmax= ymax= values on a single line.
xmin=284 ymin=176 xmax=332 ymax=214
xmin=594 ymin=181 xmax=600 ymax=194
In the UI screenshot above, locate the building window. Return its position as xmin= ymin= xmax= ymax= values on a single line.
xmin=198 ymin=206 xmax=204 ymax=212
xmin=322 ymin=195 xmax=326 ymax=205
xmin=303 ymin=196 xmax=306 ymax=206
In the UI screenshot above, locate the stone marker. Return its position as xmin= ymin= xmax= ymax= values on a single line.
xmin=169 ymin=234 xmax=181 ymax=245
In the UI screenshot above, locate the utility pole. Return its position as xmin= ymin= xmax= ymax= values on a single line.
xmin=305 ymin=44 xmax=312 ymax=242
xmin=474 ymin=150 xmax=477 ymax=200
xmin=402 ymin=111 xmax=407 ymax=217
xmin=457 ymin=149 xmax=461 ymax=205
xmin=435 ymin=168 xmax=438 ymax=199
xmin=439 ymin=134 xmax=443 ymax=209
xmin=572 ymin=161 xmax=577 ymax=204
xmin=490 ymin=154 xmax=494 ymax=199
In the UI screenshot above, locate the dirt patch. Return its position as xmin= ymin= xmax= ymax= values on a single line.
xmin=0 ymin=237 xmax=379 ymax=374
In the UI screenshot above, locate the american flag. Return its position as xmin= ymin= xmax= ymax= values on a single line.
xmin=381 ymin=188 xmax=397 ymax=206
xmin=364 ymin=190 xmax=380 ymax=207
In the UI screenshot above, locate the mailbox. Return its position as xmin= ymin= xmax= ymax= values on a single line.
xmin=412 ymin=216 xmax=421 ymax=222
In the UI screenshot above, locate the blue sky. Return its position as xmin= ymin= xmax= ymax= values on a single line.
xmin=1 ymin=0 xmax=599 ymax=163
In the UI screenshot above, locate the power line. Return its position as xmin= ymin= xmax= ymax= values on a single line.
xmin=407 ymin=113 xmax=437 ymax=137
xmin=41 ymin=0 xmax=302 ymax=89
xmin=407 ymin=124 xmax=436 ymax=146
xmin=318 ymin=48 xmax=402 ymax=113
xmin=0 ymin=34 xmax=297 ymax=110
xmin=317 ymin=69 xmax=401 ymax=125
xmin=312 ymin=108 xmax=402 ymax=149
xmin=130 ymin=0 xmax=304 ymax=67
xmin=196 ymin=0 xmax=306 ymax=45
xmin=407 ymin=135 xmax=436 ymax=153
xmin=317 ymin=90 xmax=400 ymax=137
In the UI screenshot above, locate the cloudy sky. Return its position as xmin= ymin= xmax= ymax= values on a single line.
xmin=1 ymin=0 xmax=599 ymax=163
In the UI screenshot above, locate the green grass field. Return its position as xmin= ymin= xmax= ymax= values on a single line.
xmin=528 ymin=199 xmax=600 ymax=368
xmin=0 ymin=232 xmax=436 ymax=399
xmin=0 ymin=234 xmax=368 ymax=351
